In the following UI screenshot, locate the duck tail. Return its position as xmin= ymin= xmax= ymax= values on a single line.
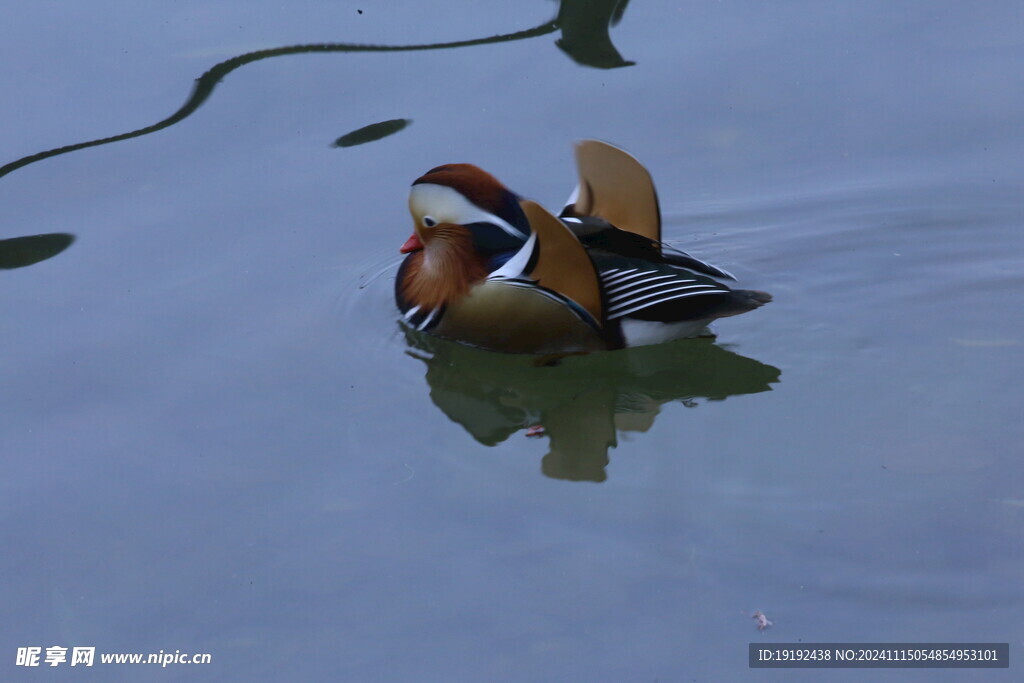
xmin=716 ymin=289 xmax=772 ymax=317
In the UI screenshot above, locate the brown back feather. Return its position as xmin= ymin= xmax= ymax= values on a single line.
xmin=573 ymin=140 xmax=662 ymax=246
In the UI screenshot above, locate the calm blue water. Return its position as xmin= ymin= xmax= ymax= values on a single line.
xmin=2 ymin=2 xmax=1022 ymax=680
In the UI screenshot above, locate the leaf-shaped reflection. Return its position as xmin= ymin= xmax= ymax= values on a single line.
xmin=334 ymin=119 xmax=412 ymax=148
xmin=0 ymin=233 xmax=75 ymax=270
xmin=404 ymin=329 xmax=781 ymax=482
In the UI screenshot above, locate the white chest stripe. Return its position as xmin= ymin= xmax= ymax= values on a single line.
xmin=416 ymin=307 xmax=440 ymax=330
xmin=488 ymin=231 xmax=538 ymax=280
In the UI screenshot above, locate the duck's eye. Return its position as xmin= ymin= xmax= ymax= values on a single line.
xmin=422 ymin=216 xmax=437 ymax=228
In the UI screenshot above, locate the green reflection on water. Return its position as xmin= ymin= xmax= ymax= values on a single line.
xmin=405 ymin=328 xmax=780 ymax=482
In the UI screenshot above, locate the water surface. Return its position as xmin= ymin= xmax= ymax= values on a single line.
xmin=2 ymin=1 xmax=1022 ymax=680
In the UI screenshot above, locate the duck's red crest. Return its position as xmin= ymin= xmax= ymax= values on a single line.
xmin=412 ymin=163 xmax=509 ymax=216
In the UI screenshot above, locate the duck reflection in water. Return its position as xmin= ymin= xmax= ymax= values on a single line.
xmin=403 ymin=328 xmax=780 ymax=482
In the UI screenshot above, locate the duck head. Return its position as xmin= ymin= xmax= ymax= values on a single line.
xmin=401 ymin=163 xmax=530 ymax=255
xmin=398 ymin=164 xmax=532 ymax=310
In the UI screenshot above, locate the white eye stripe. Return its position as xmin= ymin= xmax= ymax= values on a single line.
xmin=409 ymin=183 xmax=526 ymax=239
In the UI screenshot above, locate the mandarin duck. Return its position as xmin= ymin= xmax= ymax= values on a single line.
xmin=395 ymin=140 xmax=771 ymax=354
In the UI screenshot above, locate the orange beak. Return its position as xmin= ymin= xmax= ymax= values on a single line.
xmin=399 ymin=233 xmax=424 ymax=253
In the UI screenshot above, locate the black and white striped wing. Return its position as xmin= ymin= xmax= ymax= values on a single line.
xmin=597 ymin=258 xmax=732 ymax=322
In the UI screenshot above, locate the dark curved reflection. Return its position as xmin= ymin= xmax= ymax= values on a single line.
xmin=557 ymin=0 xmax=635 ymax=68
xmin=334 ymin=118 xmax=412 ymax=148
xmin=404 ymin=329 xmax=780 ymax=482
xmin=0 ymin=22 xmax=556 ymax=182
xmin=0 ymin=233 xmax=75 ymax=270
xmin=0 ymin=1 xmax=633 ymax=183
